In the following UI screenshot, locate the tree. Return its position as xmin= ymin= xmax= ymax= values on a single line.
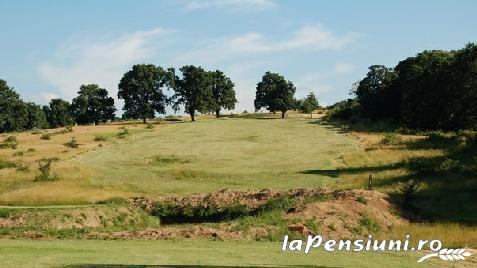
xmin=210 ymin=70 xmax=237 ymax=118
xmin=0 ymin=79 xmax=28 ymax=132
xmin=254 ymin=72 xmax=296 ymax=118
xmin=118 ymin=64 xmax=174 ymax=123
xmin=299 ymin=92 xmax=319 ymax=118
xmin=353 ymin=65 xmax=398 ymax=120
xmin=71 ymin=84 xmax=116 ymax=125
xmin=25 ymin=102 xmax=49 ymax=129
xmin=45 ymin=98 xmax=74 ymax=128
xmin=173 ymin=65 xmax=214 ymax=121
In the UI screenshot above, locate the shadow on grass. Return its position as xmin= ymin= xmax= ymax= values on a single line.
xmin=300 ymin=135 xmax=477 ymax=224
xmin=301 ymin=163 xmax=403 ymax=178
xmin=67 ymin=265 xmax=333 ymax=268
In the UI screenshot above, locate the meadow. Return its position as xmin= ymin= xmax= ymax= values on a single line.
xmin=0 ymin=114 xmax=359 ymax=205
xmin=0 ymin=113 xmax=476 ymax=267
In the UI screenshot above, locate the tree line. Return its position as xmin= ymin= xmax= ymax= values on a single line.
xmin=330 ymin=43 xmax=477 ymax=130
xmin=1 ymin=64 xmax=319 ymax=133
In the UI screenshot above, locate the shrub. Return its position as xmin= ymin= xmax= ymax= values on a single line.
xmin=435 ymin=158 xmax=461 ymax=173
xmin=0 ymin=159 xmax=16 ymax=169
xmin=34 ymin=158 xmax=59 ymax=182
xmin=26 ymin=148 xmax=36 ymax=153
xmin=15 ymin=162 xmax=30 ymax=172
xmin=0 ymin=136 xmax=18 ymax=149
xmin=94 ymin=135 xmax=108 ymax=142
xmin=380 ymin=132 xmax=402 ymax=145
xmin=64 ymin=137 xmax=79 ymax=148
xmin=356 ymin=196 xmax=368 ymax=205
xmin=394 ymin=179 xmax=423 ymax=209
xmin=257 ymin=196 xmax=295 ymax=214
xmin=40 ymin=133 xmax=51 ymax=140
xmin=116 ymin=129 xmax=130 ymax=139
xmin=359 ymin=215 xmax=380 ymax=233
xmin=152 ymin=203 xmax=251 ymax=223
xmin=12 ymin=150 xmax=24 ymax=157
xmin=146 ymin=123 xmax=155 ymax=129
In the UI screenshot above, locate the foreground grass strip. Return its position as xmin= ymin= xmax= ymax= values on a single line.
xmin=0 ymin=239 xmax=447 ymax=267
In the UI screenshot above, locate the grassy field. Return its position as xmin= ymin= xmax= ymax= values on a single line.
xmin=0 ymin=114 xmax=476 ymax=267
xmin=0 ymin=239 xmax=449 ymax=268
xmin=1 ymin=116 xmax=360 ymax=205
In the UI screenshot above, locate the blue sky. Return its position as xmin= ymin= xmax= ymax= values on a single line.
xmin=1 ymin=0 xmax=476 ymax=113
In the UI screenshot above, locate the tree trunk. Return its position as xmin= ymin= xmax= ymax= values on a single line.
xmin=190 ymin=112 xmax=195 ymax=122
xmin=310 ymin=112 xmax=313 ymax=119
xmin=143 ymin=118 xmax=147 ymax=124
xmin=281 ymin=111 xmax=285 ymax=118
xmin=216 ymin=109 xmax=220 ymax=118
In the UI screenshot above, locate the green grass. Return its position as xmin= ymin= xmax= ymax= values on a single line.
xmin=0 ymin=239 xmax=447 ymax=267
xmin=65 ymin=118 xmax=359 ymax=197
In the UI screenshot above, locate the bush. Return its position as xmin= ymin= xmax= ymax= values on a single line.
xmin=356 ymin=196 xmax=368 ymax=205
xmin=359 ymin=215 xmax=380 ymax=233
xmin=116 ymin=129 xmax=130 ymax=139
xmin=380 ymin=132 xmax=402 ymax=145
xmin=34 ymin=158 xmax=59 ymax=182
xmin=394 ymin=179 xmax=423 ymax=209
xmin=0 ymin=136 xmax=18 ymax=149
xmin=0 ymin=159 xmax=16 ymax=169
xmin=40 ymin=133 xmax=51 ymax=140
xmin=94 ymin=135 xmax=108 ymax=142
xmin=63 ymin=136 xmax=79 ymax=148
xmin=436 ymin=158 xmax=461 ymax=173
xmin=152 ymin=203 xmax=251 ymax=223
xmin=257 ymin=196 xmax=295 ymax=214
xmin=145 ymin=123 xmax=155 ymax=129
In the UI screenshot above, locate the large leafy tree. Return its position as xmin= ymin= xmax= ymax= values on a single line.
xmin=173 ymin=65 xmax=214 ymax=121
xmin=118 ymin=64 xmax=174 ymax=123
xmin=210 ymin=70 xmax=237 ymax=118
xmin=71 ymin=84 xmax=115 ymax=125
xmin=0 ymin=79 xmax=28 ymax=132
xmin=299 ymin=92 xmax=319 ymax=118
xmin=44 ymin=98 xmax=74 ymax=128
xmin=354 ymin=65 xmax=398 ymax=120
xmin=25 ymin=102 xmax=49 ymax=129
xmin=254 ymin=72 xmax=296 ymax=118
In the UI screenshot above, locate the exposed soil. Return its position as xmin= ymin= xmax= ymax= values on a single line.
xmin=284 ymin=189 xmax=406 ymax=240
xmin=1 ymin=188 xmax=406 ymax=241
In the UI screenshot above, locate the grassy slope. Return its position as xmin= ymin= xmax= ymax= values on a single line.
xmin=0 ymin=117 xmax=358 ymax=205
xmin=70 ymin=118 xmax=359 ymax=196
xmin=0 ymin=239 xmax=447 ymax=268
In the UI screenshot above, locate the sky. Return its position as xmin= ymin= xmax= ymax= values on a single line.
xmin=1 ymin=0 xmax=476 ymax=114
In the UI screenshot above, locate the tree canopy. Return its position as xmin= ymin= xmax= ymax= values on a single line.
xmin=71 ymin=84 xmax=116 ymax=125
xmin=299 ymin=92 xmax=319 ymax=118
xmin=254 ymin=72 xmax=296 ymax=118
xmin=210 ymin=70 xmax=237 ymax=118
xmin=348 ymin=43 xmax=477 ymax=130
xmin=173 ymin=65 xmax=214 ymax=121
xmin=118 ymin=64 xmax=174 ymax=123
xmin=44 ymin=98 xmax=74 ymax=128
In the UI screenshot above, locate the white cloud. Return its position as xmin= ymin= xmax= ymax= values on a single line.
xmin=176 ymin=24 xmax=359 ymax=64
xmin=183 ymin=0 xmax=274 ymax=11
xmin=334 ymin=63 xmax=354 ymax=73
xmin=38 ymin=27 xmax=172 ymax=107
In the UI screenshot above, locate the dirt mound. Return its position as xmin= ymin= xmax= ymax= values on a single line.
xmin=0 ymin=206 xmax=145 ymax=230
xmin=130 ymin=187 xmax=332 ymax=211
xmin=285 ymin=189 xmax=406 ymax=240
